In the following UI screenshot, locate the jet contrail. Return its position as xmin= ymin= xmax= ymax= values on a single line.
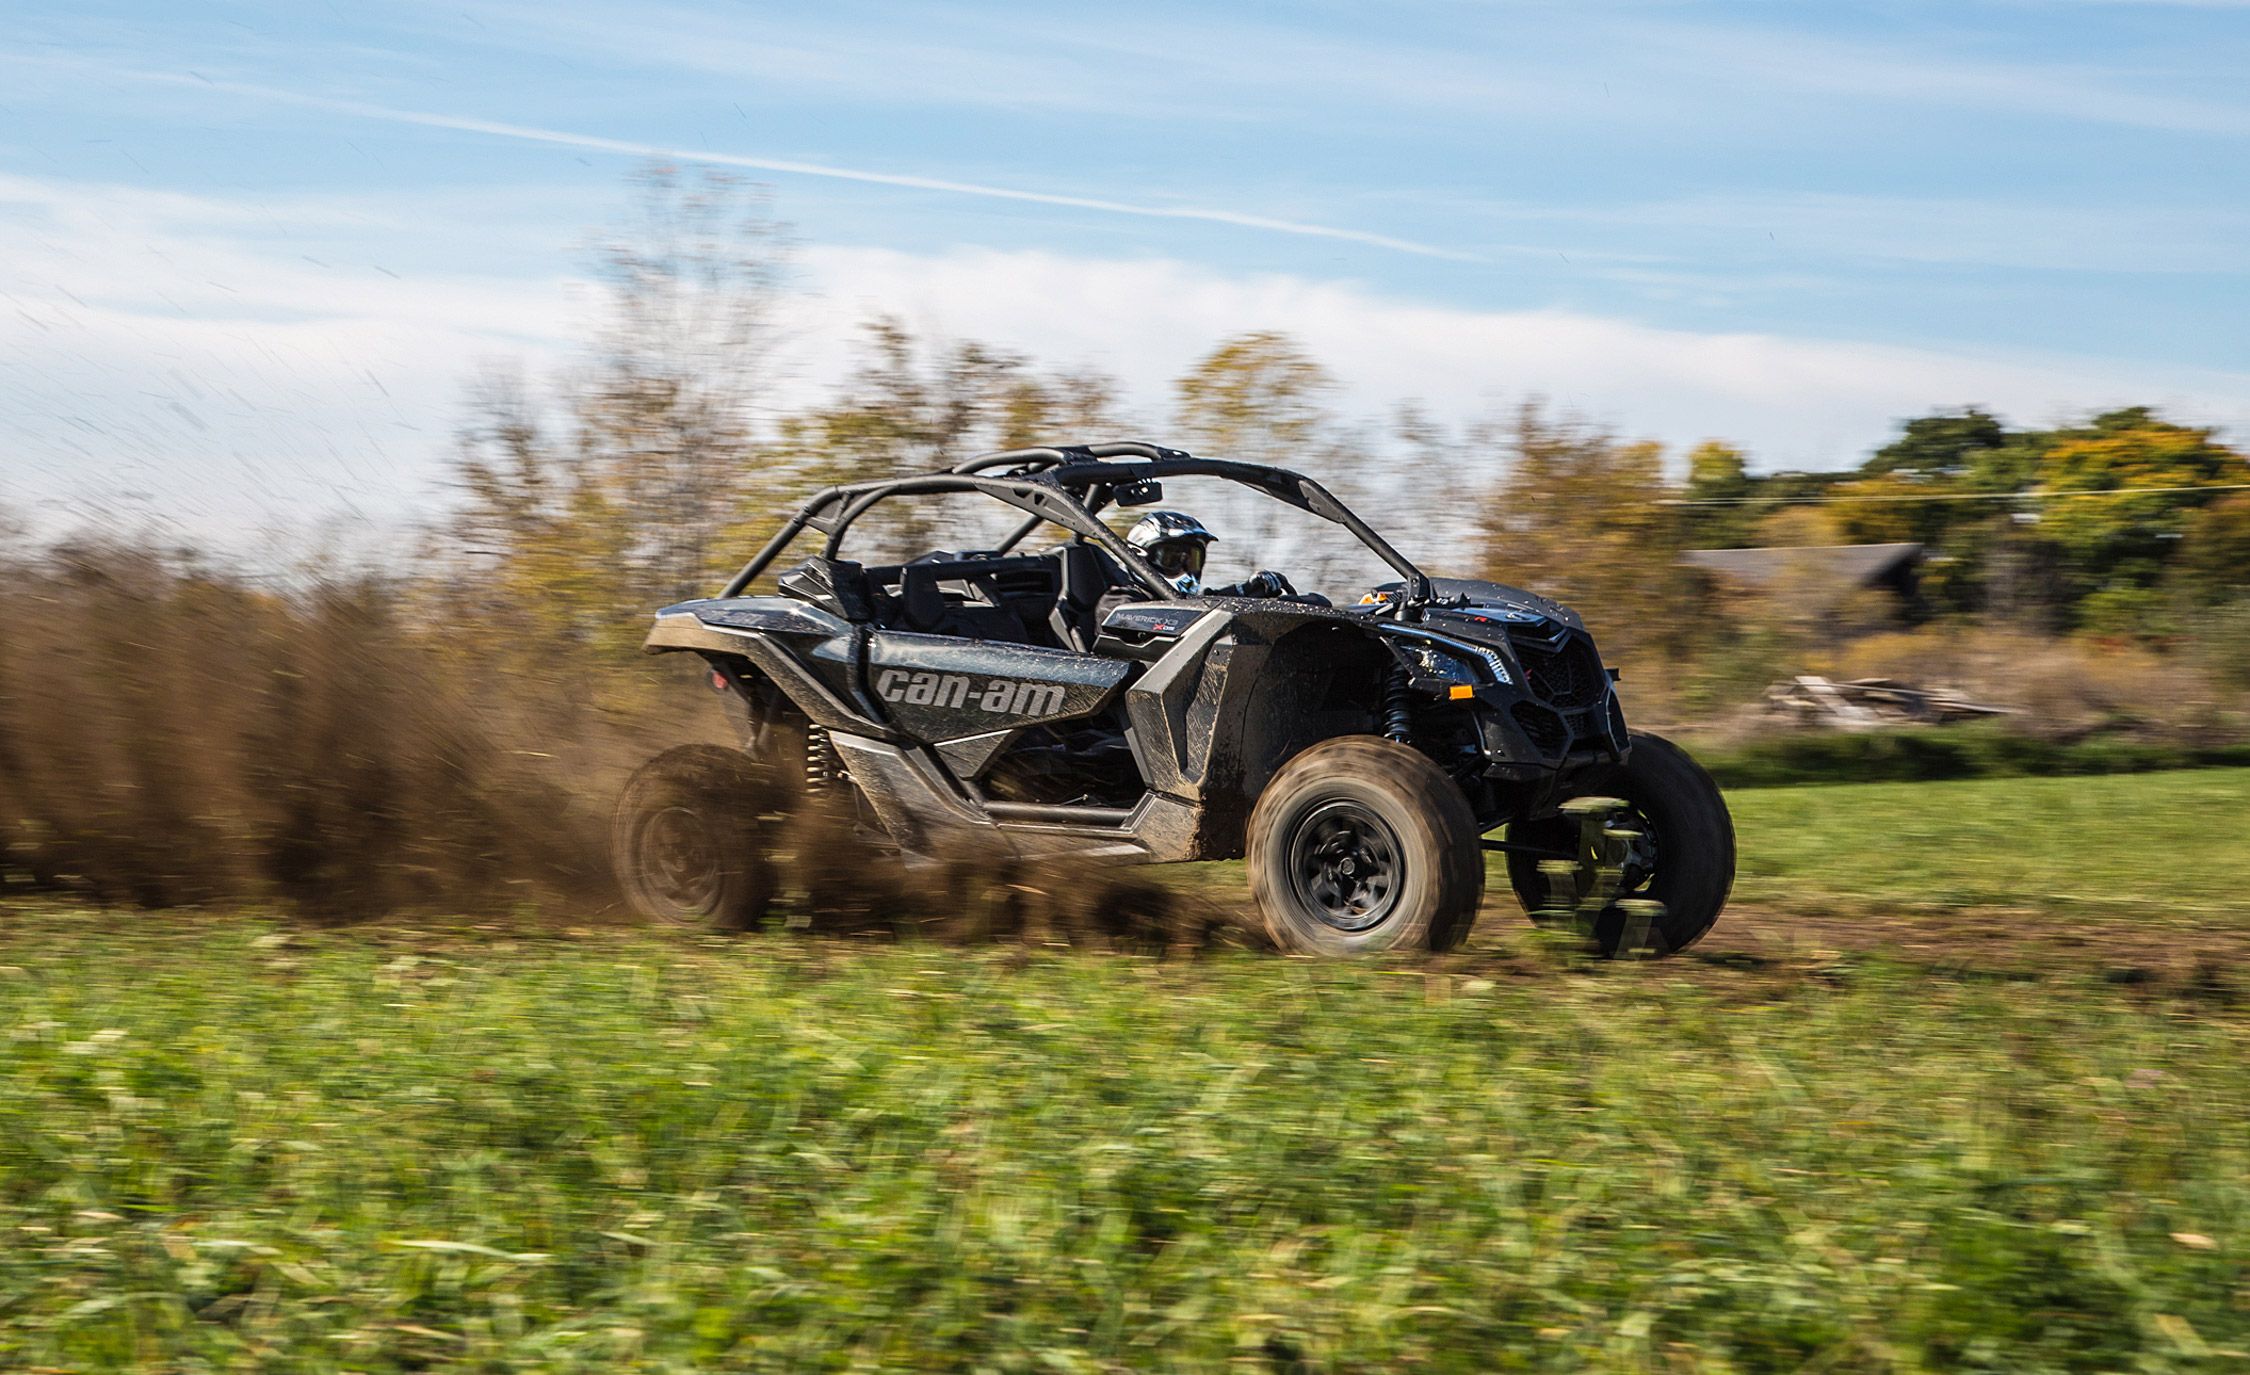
xmin=91 ymin=61 xmax=1483 ymax=263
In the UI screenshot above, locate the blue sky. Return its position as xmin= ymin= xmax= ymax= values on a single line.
xmin=4 ymin=0 xmax=2249 ymax=536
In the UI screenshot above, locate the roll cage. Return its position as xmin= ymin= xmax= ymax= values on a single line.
xmin=719 ymin=441 xmax=1437 ymax=614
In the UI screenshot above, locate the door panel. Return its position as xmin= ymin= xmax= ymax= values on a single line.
xmin=863 ymin=631 xmax=1130 ymax=743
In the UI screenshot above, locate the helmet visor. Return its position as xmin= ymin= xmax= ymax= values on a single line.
xmin=1147 ymin=539 xmax=1207 ymax=581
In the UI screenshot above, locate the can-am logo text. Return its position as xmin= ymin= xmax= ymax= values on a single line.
xmin=875 ymin=669 xmax=1067 ymax=716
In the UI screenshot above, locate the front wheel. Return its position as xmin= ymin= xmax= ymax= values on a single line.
xmin=1506 ymin=730 xmax=1735 ymax=956
xmin=1248 ymin=736 xmax=1485 ymax=955
xmin=612 ymin=745 xmax=782 ymax=932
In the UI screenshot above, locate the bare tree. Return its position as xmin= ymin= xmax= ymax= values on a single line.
xmin=578 ymin=164 xmax=789 ymax=601
xmin=444 ymin=166 xmax=791 ymax=650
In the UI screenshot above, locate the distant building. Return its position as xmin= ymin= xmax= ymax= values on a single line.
xmin=1679 ymin=542 xmax=1923 ymax=610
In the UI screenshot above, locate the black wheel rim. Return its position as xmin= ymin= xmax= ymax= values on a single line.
xmin=637 ymin=805 xmax=723 ymax=918
xmin=1610 ymin=806 xmax=1661 ymax=897
xmin=1286 ymin=800 xmax=1404 ymax=933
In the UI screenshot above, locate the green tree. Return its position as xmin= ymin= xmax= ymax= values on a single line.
xmin=1822 ymin=409 xmax=2040 ymax=614
xmin=1786 ymin=408 xmax=2122 ymax=620
xmin=1861 ymin=407 xmax=2019 ymax=484
xmin=2033 ymin=407 xmax=2248 ymax=613
xmin=1676 ymin=441 xmax=1762 ymax=549
xmin=2171 ymin=492 xmax=2250 ymax=607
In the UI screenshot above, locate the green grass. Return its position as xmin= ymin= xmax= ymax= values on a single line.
xmin=0 ymin=910 xmax=2244 ymax=1372
xmin=1727 ymin=767 xmax=2250 ymax=919
xmin=4 ymin=768 xmax=2249 ymax=1371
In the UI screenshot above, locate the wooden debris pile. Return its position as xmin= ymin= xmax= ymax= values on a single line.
xmin=1764 ymin=676 xmax=2014 ymax=729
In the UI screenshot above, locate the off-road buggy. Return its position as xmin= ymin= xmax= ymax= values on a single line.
xmin=616 ymin=441 xmax=1733 ymax=955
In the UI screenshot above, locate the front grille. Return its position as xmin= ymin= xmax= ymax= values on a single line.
xmin=1506 ymin=625 xmax=1606 ymax=709
xmin=1511 ymin=702 xmax=1570 ymax=753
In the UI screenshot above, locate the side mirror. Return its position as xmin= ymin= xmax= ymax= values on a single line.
xmin=1113 ymin=478 xmax=1164 ymax=507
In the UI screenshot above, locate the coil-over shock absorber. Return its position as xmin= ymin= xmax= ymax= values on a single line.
xmin=803 ymin=724 xmax=839 ymax=793
xmin=1381 ymin=662 xmax=1415 ymax=743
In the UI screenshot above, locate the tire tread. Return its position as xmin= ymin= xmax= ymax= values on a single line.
xmin=1247 ymin=736 xmax=1484 ymax=954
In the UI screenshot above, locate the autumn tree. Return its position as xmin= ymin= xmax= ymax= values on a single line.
xmin=577 ymin=167 xmax=787 ymax=602
xmin=1169 ymin=331 xmax=1350 ymax=562
xmin=447 ymin=367 xmax=640 ymax=652
xmin=1476 ymin=405 xmax=1704 ymax=662
xmin=1356 ymin=400 xmax=1495 ymax=571
xmin=769 ymin=317 xmax=1121 ymax=562
xmin=777 ymin=317 xmax=1116 ymax=488
xmin=2034 ymin=408 xmax=2247 ymax=603
xmin=2172 ymin=492 xmax=2250 ymax=608
xmin=1752 ymin=502 xmax=1848 ymax=549
xmin=1173 ymin=332 xmax=1336 ymax=460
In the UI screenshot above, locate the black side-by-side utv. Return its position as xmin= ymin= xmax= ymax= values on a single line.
xmin=615 ymin=441 xmax=1733 ymax=954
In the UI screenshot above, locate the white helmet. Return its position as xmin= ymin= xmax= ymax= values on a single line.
xmin=1126 ymin=510 xmax=1217 ymax=595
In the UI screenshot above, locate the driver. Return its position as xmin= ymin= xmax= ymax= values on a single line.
xmin=1103 ymin=510 xmax=1304 ymax=613
xmin=1126 ymin=510 xmax=1218 ymax=596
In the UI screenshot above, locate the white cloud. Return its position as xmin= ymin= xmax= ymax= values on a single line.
xmin=7 ymin=174 xmax=2248 ymax=548
xmin=0 ymin=173 xmax=576 ymax=538
xmin=1509 ymin=192 xmax=2250 ymax=276
xmin=793 ymin=246 xmax=2250 ymax=468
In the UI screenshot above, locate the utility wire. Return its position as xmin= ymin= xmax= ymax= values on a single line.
xmin=1659 ymin=481 xmax=2250 ymax=508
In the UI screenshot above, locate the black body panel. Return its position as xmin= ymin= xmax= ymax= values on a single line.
xmin=642 ymin=442 xmax=1638 ymax=862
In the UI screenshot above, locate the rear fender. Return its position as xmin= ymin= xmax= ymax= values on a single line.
xmin=644 ymin=599 xmax=884 ymax=735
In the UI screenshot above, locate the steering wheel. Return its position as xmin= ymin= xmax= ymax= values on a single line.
xmin=1252 ymin=569 xmax=1325 ymax=600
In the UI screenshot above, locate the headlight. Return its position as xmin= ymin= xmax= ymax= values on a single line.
xmin=1403 ymin=640 xmax=1513 ymax=687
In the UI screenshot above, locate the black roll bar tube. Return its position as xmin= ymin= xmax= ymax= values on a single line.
xmin=722 ymin=471 xmax=1177 ymax=602
xmin=722 ymin=444 xmax=1435 ymax=611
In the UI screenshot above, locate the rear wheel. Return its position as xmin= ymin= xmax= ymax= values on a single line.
xmin=1506 ymin=730 xmax=1734 ymax=956
xmin=1248 ymin=736 xmax=1484 ymax=955
xmin=612 ymin=745 xmax=781 ymax=932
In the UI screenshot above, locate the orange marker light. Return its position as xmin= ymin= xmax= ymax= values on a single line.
xmin=1448 ymin=684 xmax=1475 ymax=700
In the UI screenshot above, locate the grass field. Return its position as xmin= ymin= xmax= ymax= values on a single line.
xmin=1 ymin=770 xmax=2246 ymax=1372
xmin=1725 ymin=768 xmax=2250 ymax=922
